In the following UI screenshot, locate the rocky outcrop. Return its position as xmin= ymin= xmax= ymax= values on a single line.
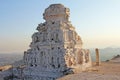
xmin=109 ymin=55 xmax=120 ymax=62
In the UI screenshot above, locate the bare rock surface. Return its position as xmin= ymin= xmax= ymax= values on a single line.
xmin=58 ymin=62 xmax=120 ymax=80
xmin=58 ymin=72 xmax=120 ymax=80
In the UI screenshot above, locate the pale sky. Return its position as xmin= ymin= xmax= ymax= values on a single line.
xmin=0 ymin=0 xmax=120 ymax=53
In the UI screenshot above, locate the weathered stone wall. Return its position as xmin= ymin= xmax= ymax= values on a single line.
xmin=22 ymin=4 xmax=92 ymax=80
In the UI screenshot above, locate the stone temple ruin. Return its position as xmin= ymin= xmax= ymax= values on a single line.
xmin=23 ymin=4 xmax=92 ymax=80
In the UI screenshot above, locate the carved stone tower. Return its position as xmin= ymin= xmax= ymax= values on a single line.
xmin=23 ymin=4 xmax=91 ymax=80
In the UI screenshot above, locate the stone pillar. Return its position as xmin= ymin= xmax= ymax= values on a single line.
xmin=95 ymin=48 xmax=100 ymax=66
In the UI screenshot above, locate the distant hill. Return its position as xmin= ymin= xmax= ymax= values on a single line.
xmin=0 ymin=53 xmax=23 ymax=66
xmin=90 ymin=47 xmax=120 ymax=61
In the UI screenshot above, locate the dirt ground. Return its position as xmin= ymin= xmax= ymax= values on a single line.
xmin=57 ymin=62 xmax=120 ymax=80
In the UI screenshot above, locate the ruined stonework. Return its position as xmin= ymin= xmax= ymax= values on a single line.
xmin=23 ymin=4 xmax=91 ymax=80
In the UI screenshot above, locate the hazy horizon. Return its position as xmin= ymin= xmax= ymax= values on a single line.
xmin=0 ymin=0 xmax=120 ymax=53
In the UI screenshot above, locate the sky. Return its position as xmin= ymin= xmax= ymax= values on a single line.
xmin=0 ymin=0 xmax=120 ymax=53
